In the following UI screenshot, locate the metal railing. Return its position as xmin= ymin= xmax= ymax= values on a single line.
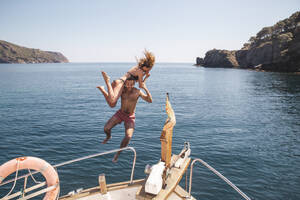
xmin=54 ymin=146 xmax=137 ymax=184
xmin=188 ymin=158 xmax=251 ymax=200
xmin=0 ymin=146 xmax=137 ymax=199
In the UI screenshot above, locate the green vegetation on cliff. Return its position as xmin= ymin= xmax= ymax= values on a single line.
xmin=0 ymin=40 xmax=69 ymax=64
xmin=197 ymin=11 xmax=300 ymax=72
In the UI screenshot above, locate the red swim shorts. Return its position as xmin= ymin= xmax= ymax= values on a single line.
xmin=113 ymin=109 xmax=135 ymax=129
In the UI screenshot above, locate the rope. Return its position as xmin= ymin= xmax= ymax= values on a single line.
xmin=189 ymin=159 xmax=251 ymax=200
xmin=27 ymin=168 xmax=42 ymax=184
xmin=202 ymin=161 xmax=251 ymax=200
xmin=3 ymin=159 xmax=20 ymax=198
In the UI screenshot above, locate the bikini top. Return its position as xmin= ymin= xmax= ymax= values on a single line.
xmin=127 ymin=72 xmax=138 ymax=80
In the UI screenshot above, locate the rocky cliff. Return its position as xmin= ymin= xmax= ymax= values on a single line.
xmin=200 ymin=49 xmax=239 ymax=68
xmin=196 ymin=11 xmax=300 ymax=72
xmin=0 ymin=40 xmax=69 ymax=64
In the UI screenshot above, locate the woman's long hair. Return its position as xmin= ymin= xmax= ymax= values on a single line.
xmin=137 ymin=50 xmax=155 ymax=69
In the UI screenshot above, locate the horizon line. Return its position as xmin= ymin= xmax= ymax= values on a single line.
xmin=68 ymin=61 xmax=194 ymax=64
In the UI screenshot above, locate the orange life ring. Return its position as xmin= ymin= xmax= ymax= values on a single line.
xmin=0 ymin=156 xmax=59 ymax=200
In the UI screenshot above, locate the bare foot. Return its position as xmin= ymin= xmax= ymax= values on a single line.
xmin=97 ymin=86 xmax=105 ymax=93
xmin=102 ymin=133 xmax=111 ymax=144
xmin=112 ymin=154 xmax=119 ymax=163
xmin=101 ymin=71 xmax=110 ymax=84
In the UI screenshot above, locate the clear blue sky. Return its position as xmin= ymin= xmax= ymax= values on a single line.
xmin=1 ymin=0 xmax=299 ymax=63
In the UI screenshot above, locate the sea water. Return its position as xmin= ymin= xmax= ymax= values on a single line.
xmin=0 ymin=63 xmax=299 ymax=199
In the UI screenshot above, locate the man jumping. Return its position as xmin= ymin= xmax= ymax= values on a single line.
xmin=97 ymin=76 xmax=152 ymax=162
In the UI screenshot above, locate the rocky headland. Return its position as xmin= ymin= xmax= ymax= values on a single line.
xmin=0 ymin=40 xmax=69 ymax=64
xmin=196 ymin=11 xmax=300 ymax=73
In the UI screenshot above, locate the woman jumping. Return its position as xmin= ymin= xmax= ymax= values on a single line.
xmin=97 ymin=50 xmax=155 ymax=107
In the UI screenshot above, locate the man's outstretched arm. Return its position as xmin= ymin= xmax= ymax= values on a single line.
xmin=139 ymin=84 xmax=152 ymax=103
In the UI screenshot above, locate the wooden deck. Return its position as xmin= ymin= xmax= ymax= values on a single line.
xmin=136 ymin=155 xmax=191 ymax=200
xmin=59 ymin=154 xmax=193 ymax=200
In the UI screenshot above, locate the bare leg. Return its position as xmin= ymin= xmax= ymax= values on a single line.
xmin=113 ymin=124 xmax=134 ymax=162
xmin=109 ymin=81 xmax=124 ymax=107
xmin=96 ymin=86 xmax=111 ymax=106
xmin=101 ymin=71 xmax=114 ymax=100
xmin=97 ymin=85 xmax=117 ymax=108
xmin=102 ymin=131 xmax=111 ymax=144
xmin=102 ymin=115 xmax=121 ymax=144
xmin=101 ymin=71 xmax=125 ymax=107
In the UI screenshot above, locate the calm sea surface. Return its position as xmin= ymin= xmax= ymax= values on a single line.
xmin=0 ymin=63 xmax=299 ymax=199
